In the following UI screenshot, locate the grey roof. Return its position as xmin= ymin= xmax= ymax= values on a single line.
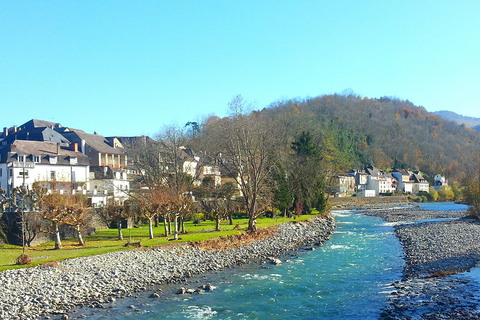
xmin=3 ymin=140 xmax=89 ymax=166
xmin=411 ymin=173 xmax=427 ymax=183
xmin=392 ymin=169 xmax=410 ymax=176
xmin=19 ymin=119 xmax=62 ymax=131
xmin=2 ymin=127 xmax=70 ymax=145
xmin=60 ymin=129 xmax=126 ymax=155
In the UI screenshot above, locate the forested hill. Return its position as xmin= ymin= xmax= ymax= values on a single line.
xmin=433 ymin=110 xmax=480 ymax=128
xmin=258 ymin=95 xmax=480 ymax=183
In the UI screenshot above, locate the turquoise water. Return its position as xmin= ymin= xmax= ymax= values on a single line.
xmin=417 ymin=201 xmax=469 ymax=211
xmin=76 ymin=212 xmax=405 ymax=320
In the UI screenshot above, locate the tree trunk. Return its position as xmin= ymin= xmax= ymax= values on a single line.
xmin=215 ymin=216 xmax=220 ymax=231
xmin=167 ymin=217 xmax=171 ymax=234
xmin=117 ymin=219 xmax=123 ymax=240
xmin=54 ymin=222 xmax=62 ymax=249
xmin=173 ymin=215 xmax=178 ymax=240
xmin=229 ymin=213 xmax=233 ymax=225
xmin=181 ymin=219 xmax=185 ymax=234
xmin=148 ymin=218 xmax=154 ymax=239
xmin=155 ymin=215 xmax=159 ymax=228
xmin=163 ymin=218 xmax=169 ymax=237
xmin=248 ymin=217 xmax=257 ymax=233
xmin=76 ymin=224 xmax=85 ymax=246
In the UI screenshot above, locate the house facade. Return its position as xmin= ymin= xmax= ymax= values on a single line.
xmin=0 ymin=140 xmax=89 ymax=194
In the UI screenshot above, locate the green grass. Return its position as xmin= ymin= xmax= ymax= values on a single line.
xmin=0 ymin=214 xmax=316 ymax=272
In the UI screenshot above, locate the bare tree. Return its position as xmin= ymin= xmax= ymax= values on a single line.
xmin=97 ymin=199 xmax=129 ymax=240
xmin=214 ymin=96 xmax=278 ymax=232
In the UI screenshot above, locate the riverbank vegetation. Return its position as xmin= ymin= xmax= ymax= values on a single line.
xmin=0 ymin=214 xmax=316 ymax=272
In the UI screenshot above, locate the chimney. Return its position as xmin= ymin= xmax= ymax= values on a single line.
xmin=3 ymin=127 xmax=7 ymax=137
xmin=70 ymin=143 xmax=78 ymax=152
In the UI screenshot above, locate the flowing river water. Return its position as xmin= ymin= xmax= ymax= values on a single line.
xmin=71 ymin=203 xmax=476 ymax=320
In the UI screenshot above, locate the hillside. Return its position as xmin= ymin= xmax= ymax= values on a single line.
xmin=434 ymin=110 xmax=480 ymax=128
xmin=257 ymin=95 xmax=480 ymax=182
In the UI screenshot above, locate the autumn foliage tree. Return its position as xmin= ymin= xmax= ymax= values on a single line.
xmin=63 ymin=194 xmax=90 ymax=246
xmin=39 ymin=192 xmax=69 ymax=250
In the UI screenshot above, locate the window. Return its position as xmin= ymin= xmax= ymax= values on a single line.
xmin=49 ymin=156 xmax=57 ymax=164
xmin=50 ymin=171 xmax=56 ymax=180
xmin=18 ymin=155 xmax=25 ymax=162
xmin=70 ymin=157 xmax=77 ymax=165
xmin=33 ymin=156 xmax=41 ymax=163
xmin=19 ymin=170 xmax=29 ymax=177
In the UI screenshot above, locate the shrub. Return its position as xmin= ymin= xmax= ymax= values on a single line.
xmin=192 ymin=213 xmax=204 ymax=225
xmin=16 ymin=254 xmax=31 ymax=265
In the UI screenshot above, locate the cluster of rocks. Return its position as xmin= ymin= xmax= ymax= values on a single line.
xmin=363 ymin=204 xmax=480 ymax=318
xmin=382 ymin=276 xmax=480 ymax=319
xmin=0 ymin=216 xmax=334 ymax=320
xmin=362 ymin=206 xmax=468 ymax=223
xmin=396 ymin=219 xmax=480 ymax=277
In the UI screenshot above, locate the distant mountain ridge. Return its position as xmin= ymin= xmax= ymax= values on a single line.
xmin=434 ymin=110 xmax=480 ymax=130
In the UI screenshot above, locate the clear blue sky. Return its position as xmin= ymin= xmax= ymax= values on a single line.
xmin=1 ymin=1 xmax=479 ymax=137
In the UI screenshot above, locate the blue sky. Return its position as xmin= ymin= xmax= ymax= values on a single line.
xmin=1 ymin=1 xmax=479 ymax=137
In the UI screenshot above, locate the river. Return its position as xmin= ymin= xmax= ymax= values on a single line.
xmin=71 ymin=202 xmax=471 ymax=320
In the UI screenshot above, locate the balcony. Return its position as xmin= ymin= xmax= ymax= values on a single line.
xmin=11 ymin=162 xmax=35 ymax=168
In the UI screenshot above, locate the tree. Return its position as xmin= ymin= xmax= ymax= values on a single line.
xmin=0 ymin=186 xmax=40 ymax=254
xmin=98 ymin=199 xmax=129 ymax=240
xmin=215 ymin=96 xmax=278 ymax=232
xmin=287 ymin=131 xmax=327 ymax=214
xmin=196 ymin=180 xmax=236 ymax=231
xmin=63 ymin=194 xmax=90 ymax=246
xmin=429 ymin=186 xmax=439 ymax=201
xmin=39 ymin=192 xmax=69 ymax=250
xmin=272 ymin=169 xmax=294 ymax=217
xmin=437 ymin=185 xmax=455 ymax=201
xmin=464 ymin=168 xmax=480 ymax=217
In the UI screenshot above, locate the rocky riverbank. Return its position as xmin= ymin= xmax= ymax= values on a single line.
xmin=359 ymin=203 xmax=480 ymax=319
xmin=0 ymin=216 xmax=335 ymax=320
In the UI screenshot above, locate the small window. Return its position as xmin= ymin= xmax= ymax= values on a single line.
xmin=19 ymin=170 xmax=29 ymax=177
xmin=50 ymin=171 xmax=56 ymax=180
xmin=18 ymin=155 xmax=25 ymax=162
xmin=33 ymin=156 xmax=41 ymax=163
xmin=70 ymin=157 xmax=77 ymax=165
xmin=49 ymin=156 xmax=57 ymax=164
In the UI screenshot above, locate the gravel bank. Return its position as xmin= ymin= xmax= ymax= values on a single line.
xmin=396 ymin=219 xmax=480 ymax=277
xmin=362 ymin=204 xmax=480 ymax=319
xmin=0 ymin=216 xmax=334 ymax=320
xmin=362 ymin=207 xmax=467 ymax=222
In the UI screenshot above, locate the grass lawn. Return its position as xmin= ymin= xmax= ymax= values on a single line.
xmin=0 ymin=214 xmax=317 ymax=272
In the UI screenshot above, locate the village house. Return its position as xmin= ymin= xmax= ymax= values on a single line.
xmin=330 ymin=173 xmax=356 ymax=197
xmin=57 ymin=128 xmax=129 ymax=204
xmin=1 ymin=120 xmax=130 ymax=204
xmin=0 ymin=140 xmax=89 ymax=194
xmin=411 ymin=171 xmax=430 ymax=193
xmin=391 ymin=169 xmax=414 ymax=194
xmin=352 ymin=167 xmax=395 ymax=197
xmin=433 ymin=174 xmax=448 ymax=190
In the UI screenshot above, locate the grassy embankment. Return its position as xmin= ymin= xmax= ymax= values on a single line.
xmin=0 ymin=214 xmax=317 ymax=272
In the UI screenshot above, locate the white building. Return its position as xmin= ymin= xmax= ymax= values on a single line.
xmin=0 ymin=140 xmax=89 ymax=194
xmin=433 ymin=174 xmax=448 ymax=190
